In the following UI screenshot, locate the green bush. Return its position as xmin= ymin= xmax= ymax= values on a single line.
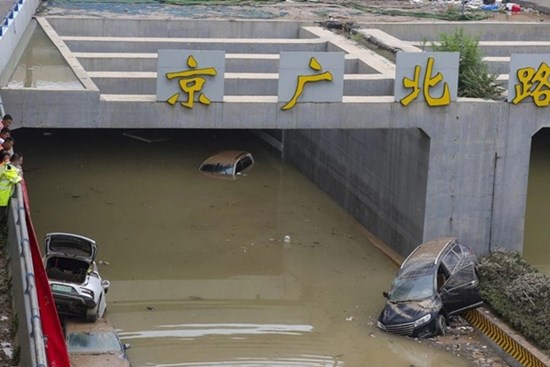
xmin=478 ymin=249 xmax=550 ymax=352
xmin=432 ymin=28 xmax=503 ymax=100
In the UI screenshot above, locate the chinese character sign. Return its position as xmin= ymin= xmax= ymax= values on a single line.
xmin=509 ymin=54 xmax=550 ymax=107
xmin=395 ymin=52 xmax=459 ymax=107
xmin=156 ymin=50 xmax=225 ymax=108
xmin=278 ymin=52 xmax=344 ymax=110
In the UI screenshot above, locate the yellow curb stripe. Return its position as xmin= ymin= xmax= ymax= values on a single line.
xmin=464 ymin=309 xmax=547 ymax=367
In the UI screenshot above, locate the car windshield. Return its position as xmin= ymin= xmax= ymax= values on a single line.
xmin=67 ymin=331 xmax=121 ymax=354
xmin=389 ymin=274 xmax=434 ymax=302
xmin=200 ymin=163 xmax=234 ymax=175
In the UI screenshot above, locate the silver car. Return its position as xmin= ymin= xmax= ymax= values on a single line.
xmin=199 ymin=150 xmax=254 ymax=180
xmin=44 ymin=232 xmax=110 ymax=322
xmin=65 ymin=318 xmax=131 ymax=367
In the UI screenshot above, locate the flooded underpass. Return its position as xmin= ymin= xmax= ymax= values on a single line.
xmin=524 ymin=128 xmax=550 ymax=275
xmin=18 ymin=128 xmax=472 ymax=367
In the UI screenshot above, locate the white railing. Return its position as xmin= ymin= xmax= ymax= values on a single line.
xmin=0 ymin=0 xmax=41 ymax=74
xmin=9 ymin=184 xmax=48 ymax=367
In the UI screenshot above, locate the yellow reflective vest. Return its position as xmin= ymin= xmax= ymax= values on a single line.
xmin=0 ymin=163 xmax=22 ymax=206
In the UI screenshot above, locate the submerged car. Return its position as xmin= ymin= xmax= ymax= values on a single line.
xmin=65 ymin=318 xmax=131 ymax=367
xmin=377 ymin=237 xmax=482 ymax=338
xmin=199 ymin=150 xmax=254 ymax=180
xmin=44 ymin=232 xmax=110 ymax=322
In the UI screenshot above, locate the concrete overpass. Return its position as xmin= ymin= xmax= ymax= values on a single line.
xmin=1 ymin=15 xmax=550 ymax=259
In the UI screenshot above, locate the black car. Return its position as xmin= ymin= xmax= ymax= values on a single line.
xmin=377 ymin=237 xmax=483 ymax=338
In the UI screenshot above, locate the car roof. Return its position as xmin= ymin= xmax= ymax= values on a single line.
xmin=400 ymin=237 xmax=457 ymax=270
xmin=65 ymin=318 xmax=117 ymax=334
xmin=201 ymin=150 xmax=252 ymax=166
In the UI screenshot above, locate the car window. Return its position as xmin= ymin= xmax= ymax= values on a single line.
xmin=200 ymin=163 xmax=234 ymax=175
xmin=67 ymin=331 xmax=121 ymax=354
xmin=236 ymin=156 xmax=253 ymax=174
xmin=442 ymin=245 xmax=461 ymax=273
xmin=389 ymin=273 xmax=434 ymax=302
xmin=444 ymin=265 xmax=475 ymax=289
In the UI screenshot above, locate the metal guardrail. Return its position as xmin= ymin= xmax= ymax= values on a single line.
xmin=0 ymin=95 xmax=4 ymax=117
xmin=10 ymin=184 xmax=48 ymax=367
xmin=0 ymin=0 xmax=24 ymax=37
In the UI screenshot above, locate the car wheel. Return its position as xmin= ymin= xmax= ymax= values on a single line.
xmin=85 ymin=296 xmax=101 ymax=322
xmin=436 ymin=314 xmax=447 ymax=336
xmin=85 ymin=306 xmax=98 ymax=322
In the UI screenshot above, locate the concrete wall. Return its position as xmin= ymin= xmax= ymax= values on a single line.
xmin=45 ymin=17 xmax=314 ymax=38
xmin=284 ymin=128 xmax=429 ymax=257
xmin=276 ymin=101 xmax=548 ymax=258
xmin=362 ymin=22 xmax=550 ymax=42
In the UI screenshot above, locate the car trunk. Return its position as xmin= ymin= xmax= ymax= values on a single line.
xmin=46 ymin=256 xmax=90 ymax=284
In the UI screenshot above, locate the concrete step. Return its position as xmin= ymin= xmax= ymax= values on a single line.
xmin=413 ymin=41 xmax=550 ymax=57
xmin=61 ymin=36 xmax=328 ymax=53
xmin=484 ymin=56 xmax=510 ymax=75
xmin=88 ymin=72 xmax=394 ymax=96
xmin=362 ymin=22 xmax=550 ymax=42
xmin=75 ymin=52 xmax=379 ymax=74
xmin=46 ymin=17 xmax=308 ymax=39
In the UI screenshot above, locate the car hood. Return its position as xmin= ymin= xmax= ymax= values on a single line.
xmin=379 ymin=297 xmax=441 ymax=325
xmin=69 ymin=353 xmax=130 ymax=367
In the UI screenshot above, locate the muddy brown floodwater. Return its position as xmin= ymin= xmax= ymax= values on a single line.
xmin=19 ymin=128 xmax=474 ymax=367
xmin=524 ymin=129 xmax=550 ymax=275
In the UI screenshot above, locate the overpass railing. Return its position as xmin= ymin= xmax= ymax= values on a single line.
xmin=0 ymin=0 xmax=24 ymax=37
xmin=0 ymin=0 xmax=40 ymax=74
xmin=7 ymin=184 xmax=47 ymax=367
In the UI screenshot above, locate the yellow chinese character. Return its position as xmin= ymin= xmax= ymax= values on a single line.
xmin=512 ymin=63 xmax=550 ymax=107
xmin=166 ymin=55 xmax=217 ymax=109
xmin=423 ymin=57 xmax=451 ymax=106
xmin=400 ymin=57 xmax=451 ymax=107
xmin=400 ymin=65 xmax=421 ymax=106
xmin=281 ymin=57 xmax=333 ymax=111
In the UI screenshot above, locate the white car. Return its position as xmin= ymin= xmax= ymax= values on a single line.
xmin=44 ymin=232 xmax=110 ymax=322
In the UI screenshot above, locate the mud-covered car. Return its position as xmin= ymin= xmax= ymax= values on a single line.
xmin=199 ymin=150 xmax=254 ymax=180
xmin=377 ymin=237 xmax=483 ymax=338
xmin=44 ymin=232 xmax=110 ymax=322
xmin=65 ymin=318 xmax=131 ymax=367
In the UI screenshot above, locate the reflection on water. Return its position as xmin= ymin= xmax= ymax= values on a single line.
xmin=120 ymin=322 xmax=314 ymax=339
xmin=7 ymin=24 xmax=83 ymax=89
xmin=524 ymin=128 xmax=550 ymax=274
xmin=18 ymin=129 xmax=470 ymax=367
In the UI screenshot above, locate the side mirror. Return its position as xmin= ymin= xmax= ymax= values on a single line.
xmin=382 ymin=291 xmax=389 ymax=299
xmin=102 ymin=279 xmax=110 ymax=294
xmin=123 ymin=343 xmax=131 ymax=350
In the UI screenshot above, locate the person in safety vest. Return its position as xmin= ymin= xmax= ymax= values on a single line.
xmin=0 ymin=160 xmax=22 ymax=222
